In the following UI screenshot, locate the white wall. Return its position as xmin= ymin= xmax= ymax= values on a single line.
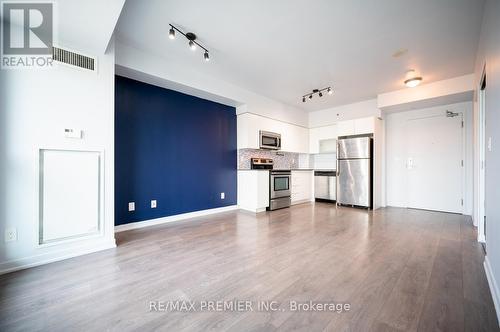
xmin=115 ymin=42 xmax=308 ymax=127
xmin=0 ymin=44 xmax=116 ymax=273
xmin=473 ymin=0 xmax=500 ymax=320
xmin=308 ymin=99 xmax=381 ymax=128
xmin=378 ymin=74 xmax=474 ymax=112
xmin=385 ymin=101 xmax=473 ymax=215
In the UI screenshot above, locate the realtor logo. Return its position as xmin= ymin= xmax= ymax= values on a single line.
xmin=1 ymin=1 xmax=53 ymax=68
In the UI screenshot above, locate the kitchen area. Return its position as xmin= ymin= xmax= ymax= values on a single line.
xmin=237 ymin=113 xmax=383 ymax=213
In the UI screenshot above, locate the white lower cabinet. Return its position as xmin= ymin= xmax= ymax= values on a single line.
xmin=238 ymin=170 xmax=269 ymax=212
xmin=291 ymin=170 xmax=313 ymax=204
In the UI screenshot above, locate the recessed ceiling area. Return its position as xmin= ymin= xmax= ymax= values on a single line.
xmin=115 ymin=0 xmax=484 ymax=112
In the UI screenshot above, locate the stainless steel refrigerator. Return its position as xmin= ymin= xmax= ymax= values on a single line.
xmin=337 ymin=135 xmax=373 ymax=208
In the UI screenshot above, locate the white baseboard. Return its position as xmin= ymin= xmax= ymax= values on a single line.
xmin=114 ymin=205 xmax=239 ymax=232
xmin=0 ymin=240 xmax=116 ymax=275
xmin=484 ymin=256 xmax=500 ymax=326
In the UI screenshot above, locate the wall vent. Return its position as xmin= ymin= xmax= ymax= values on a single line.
xmin=52 ymin=46 xmax=96 ymax=71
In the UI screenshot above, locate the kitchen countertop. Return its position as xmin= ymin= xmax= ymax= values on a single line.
xmin=237 ymin=168 xmax=316 ymax=171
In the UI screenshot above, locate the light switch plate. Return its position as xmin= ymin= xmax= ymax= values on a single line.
xmin=220 ymin=192 xmax=225 ymax=200
xmin=5 ymin=227 xmax=17 ymax=242
xmin=64 ymin=128 xmax=82 ymax=139
xmin=151 ymin=200 xmax=157 ymax=208
xmin=128 ymin=202 xmax=135 ymax=211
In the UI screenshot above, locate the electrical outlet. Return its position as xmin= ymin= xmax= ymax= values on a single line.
xmin=220 ymin=192 xmax=225 ymax=200
xmin=5 ymin=227 xmax=17 ymax=242
xmin=151 ymin=200 xmax=157 ymax=208
xmin=128 ymin=202 xmax=135 ymax=212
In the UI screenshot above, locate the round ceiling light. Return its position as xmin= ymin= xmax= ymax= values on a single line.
xmin=404 ymin=70 xmax=422 ymax=88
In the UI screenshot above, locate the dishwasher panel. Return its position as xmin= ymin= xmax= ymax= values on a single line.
xmin=314 ymin=171 xmax=336 ymax=202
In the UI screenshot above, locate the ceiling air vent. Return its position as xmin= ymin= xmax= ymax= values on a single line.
xmin=52 ymin=46 xmax=96 ymax=71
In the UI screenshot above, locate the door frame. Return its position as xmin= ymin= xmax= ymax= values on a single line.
xmin=405 ymin=112 xmax=465 ymax=214
xmin=477 ymin=67 xmax=487 ymax=243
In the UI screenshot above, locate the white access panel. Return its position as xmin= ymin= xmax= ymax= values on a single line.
xmin=40 ymin=149 xmax=101 ymax=244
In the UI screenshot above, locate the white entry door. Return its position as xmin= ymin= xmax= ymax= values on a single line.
xmin=406 ymin=114 xmax=463 ymax=213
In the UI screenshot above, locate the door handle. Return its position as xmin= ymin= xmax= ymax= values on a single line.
xmin=407 ymin=158 xmax=414 ymax=169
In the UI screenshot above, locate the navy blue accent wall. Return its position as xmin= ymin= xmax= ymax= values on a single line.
xmin=115 ymin=75 xmax=237 ymax=225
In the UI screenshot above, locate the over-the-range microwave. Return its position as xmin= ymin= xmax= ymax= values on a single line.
xmin=259 ymin=130 xmax=281 ymax=150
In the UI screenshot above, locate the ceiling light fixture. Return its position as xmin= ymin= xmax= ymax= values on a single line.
xmin=404 ymin=69 xmax=422 ymax=88
xmin=302 ymin=86 xmax=333 ymax=102
xmin=168 ymin=24 xmax=210 ymax=62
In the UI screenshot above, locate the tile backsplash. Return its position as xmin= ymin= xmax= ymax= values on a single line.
xmin=238 ymin=149 xmax=313 ymax=170
xmin=238 ymin=149 xmax=336 ymax=170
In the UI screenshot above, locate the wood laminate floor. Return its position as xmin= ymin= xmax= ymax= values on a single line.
xmin=0 ymin=204 xmax=498 ymax=331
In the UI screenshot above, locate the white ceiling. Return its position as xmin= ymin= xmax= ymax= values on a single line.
xmin=115 ymin=0 xmax=484 ymax=112
xmin=56 ymin=0 xmax=125 ymax=54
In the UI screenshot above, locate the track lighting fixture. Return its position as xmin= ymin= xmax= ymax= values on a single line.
xmin=302 ymin=86 xmax=333 ymax=102
xmin=168 ymin=24 xmax=211 ymax=62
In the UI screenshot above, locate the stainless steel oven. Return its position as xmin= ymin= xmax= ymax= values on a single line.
xmin=268 ymin=170 xmax=291 ymax=210
xmin=259 ymin=130 xmax=281 ymax=150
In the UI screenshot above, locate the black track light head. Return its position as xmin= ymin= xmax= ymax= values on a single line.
xmin=309 ymin=95 xmax=313 ymax=100
xmin=319 ymin=92 xmax=323 ymax=97
xmin=169 ymin=27 xmax=175 ymax=40
xmin=204 ymin=51 xmax=210 ymax=61
xmin=327 ymin=87 xmax=333 ymax=95
xmin=302 ymin=97 xmax=306 ymax=102
xmin=189 ymin=40 xmax=196 ymax=51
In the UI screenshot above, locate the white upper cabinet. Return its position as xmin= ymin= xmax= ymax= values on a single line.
xmin=237 ymin=113 xmax=308 ymax=153
xmin=354 ymin=117 xmax=375 ymax=134
xmin=309 ymin=117 xmax=377 ymax=154
xmin=309 ymin=124 xmax=337 ymax=154
xmin=336 ymin=120 xmax=355 ymax=137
